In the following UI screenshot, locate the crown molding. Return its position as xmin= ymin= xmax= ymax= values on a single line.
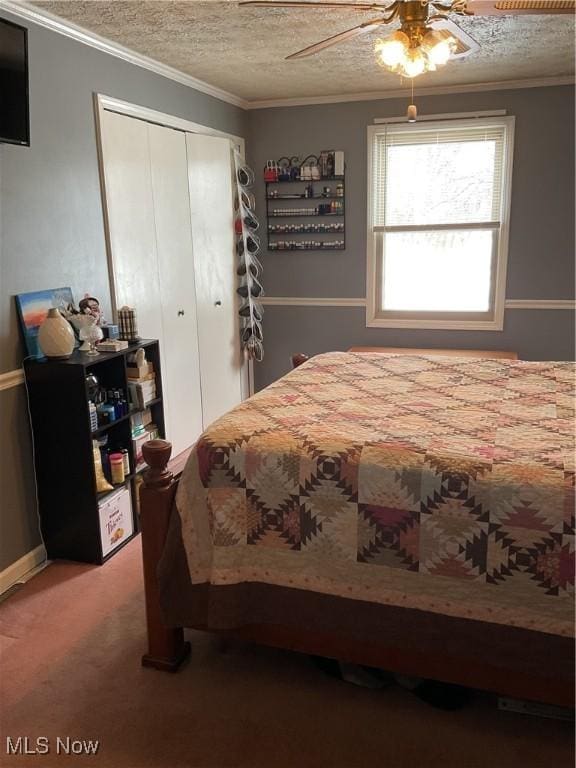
xmin=245 ymin=76 xmax=575 ymax=110
xmin=0 ymin=0 xmax=249 ymax=109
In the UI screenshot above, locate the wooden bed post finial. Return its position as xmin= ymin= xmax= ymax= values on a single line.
xmin=142 ymin=439 xmax=173 ymax=489
xmin=291 ymin=353 xmax=309 ymax=369
xmin=140 ymin=438 xmax=191 ymax=672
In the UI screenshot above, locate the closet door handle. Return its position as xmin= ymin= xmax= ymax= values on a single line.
xmin=214 ymin=300 xmax=222 ymax=307
xmin=177 ymin=309 xmax=185 ymax=316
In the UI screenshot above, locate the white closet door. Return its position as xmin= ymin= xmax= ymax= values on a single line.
xmin=186 ymin=133 xmax=244 ymax=427
xmin=99 ymin=111 xmax=162 ymax=337
xmin=148 ymin=124 xmax=203 ymax=454
xmin=100 ymin=111 xmax=203 ymax=456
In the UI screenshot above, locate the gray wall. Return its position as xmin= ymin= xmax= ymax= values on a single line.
xmin=0 ymin=11 xmax=246 ymax=570
xmin=247 ymin=86 xmax=575 ymax=388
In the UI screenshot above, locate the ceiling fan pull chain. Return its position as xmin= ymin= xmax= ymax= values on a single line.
xmin=407 ymin=78 xmax=418 ymax=122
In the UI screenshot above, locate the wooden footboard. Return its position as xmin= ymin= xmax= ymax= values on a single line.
xmin=140 ymin=440 xmax=191 ymax=671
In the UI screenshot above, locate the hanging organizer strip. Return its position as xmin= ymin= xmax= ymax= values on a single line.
xmin=233 ymin=149 xmax=264 ymax=362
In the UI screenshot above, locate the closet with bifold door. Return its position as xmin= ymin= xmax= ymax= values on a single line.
xmin=98 ymin=109 xmax=246 ymax=457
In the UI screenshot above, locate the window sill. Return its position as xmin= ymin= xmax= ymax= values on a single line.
xmin=366 ymin=314 xmax=504 ymax=332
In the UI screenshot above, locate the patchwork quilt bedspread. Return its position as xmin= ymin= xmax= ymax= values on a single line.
xmin=162 ymin=352 xmax=575 ymax=643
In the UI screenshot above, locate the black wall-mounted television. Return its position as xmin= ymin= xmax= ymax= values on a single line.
xmin=0 ymin=17 xmax=30 ymax=146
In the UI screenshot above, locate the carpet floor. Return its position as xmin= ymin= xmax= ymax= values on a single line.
xmin=0 ymin=538 xmax=573 ymax=768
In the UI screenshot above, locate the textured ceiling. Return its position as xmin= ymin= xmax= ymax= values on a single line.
xmin=32 ymin=1 xmax=575 ymax=101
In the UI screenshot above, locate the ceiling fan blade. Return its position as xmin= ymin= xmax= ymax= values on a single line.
xmin=286 ymin=19 xmax=387 ymax=59
xmin=239 ymin=1 xmax=383 ymax=10
xmin=465 ymin=0 xmax=574 ymax=15
xmin=430 ymin=17 xmax=480 ymax=58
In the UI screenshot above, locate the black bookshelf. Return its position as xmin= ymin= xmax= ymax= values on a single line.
xmin=24 ymin=339 xmax=165 ymax=564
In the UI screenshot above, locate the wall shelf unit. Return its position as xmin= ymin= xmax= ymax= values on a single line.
xmin=265 ymin=175 xmax=346 ymax=252
xmin=24 ymin=339 xmax=165 ymax=564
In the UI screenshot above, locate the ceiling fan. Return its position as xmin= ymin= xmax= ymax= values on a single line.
xmin=240 ymin=0 xmax=575 ymax=79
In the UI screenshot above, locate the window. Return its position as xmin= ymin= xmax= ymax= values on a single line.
xmin=366 ymin=116 xmax=515 ymax=330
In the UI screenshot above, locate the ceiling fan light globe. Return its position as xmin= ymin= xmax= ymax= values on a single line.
xmin=428 ymin=38 xmax=454 ymax=66
xmin=422 ymin=30 xmax=456 ymax=67
xmin=375 ymin=31 xmax=409 ymax=68
xmin=402 ymin=48 xmax=427 ymax=78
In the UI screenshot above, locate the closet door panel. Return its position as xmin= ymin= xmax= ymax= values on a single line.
xmin=148 ymin=124 xmax=203 ymax=454
xmin=186 ymin=133 xmax=244 ymax=427
xmin=99 ymin=111 xmax=162 ymax=338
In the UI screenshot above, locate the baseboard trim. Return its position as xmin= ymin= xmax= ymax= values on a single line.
xmin=0 ymin=545 xmax=48 ymax=596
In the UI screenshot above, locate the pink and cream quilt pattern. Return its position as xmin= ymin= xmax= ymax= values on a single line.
xmin=175 ymin=352 xmax=575 ymax=637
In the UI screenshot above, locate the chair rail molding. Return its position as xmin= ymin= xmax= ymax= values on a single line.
xmin=504 ymin=299 xmax=576 ymax=310
xmin=0 ymin=369 xmax=25 ymax=392
xmin=260 ymin=297 xmax=576 ymax=310
xmin=260 ymin=297 xmax=367 ymax=307
xmin=1 ymin=298 xmax=573 ymax=392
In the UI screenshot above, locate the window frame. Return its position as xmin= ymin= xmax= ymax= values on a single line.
xmin=366 ymin=115 xmax=515 ymax=331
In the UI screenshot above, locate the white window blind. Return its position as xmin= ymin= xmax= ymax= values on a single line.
xmin=372 ymin=125 xmax=506 ymax=228
xmin=367 ymin=116 xmax=514 ymax=329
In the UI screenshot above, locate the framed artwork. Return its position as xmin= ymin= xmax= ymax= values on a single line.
xmin=15 ymin=287 xmax=76 ymax=359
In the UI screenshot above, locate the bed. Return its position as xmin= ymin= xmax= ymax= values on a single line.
xmin=139 ymin=351 xmax=575 ymax=707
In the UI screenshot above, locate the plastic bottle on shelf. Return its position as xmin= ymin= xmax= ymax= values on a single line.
xmin=109 ymin=453 xmax=125 ymax=485
xmin=89 ymin=401 xmax=98 ymax=432
xmin=121 ymin=448 xmax=130 ymax=475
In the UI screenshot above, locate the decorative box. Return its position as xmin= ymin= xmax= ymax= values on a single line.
xmin=98 ymin=486 xmax=133 ymax=558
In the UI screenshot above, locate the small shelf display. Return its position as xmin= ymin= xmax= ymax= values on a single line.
xmin=268 ymin=240 xmax=345 ymax=252
xmin=264 ymin=152 xmax=345 ymax=252
xmin=24 ymin=339 xmax=165 ymax=564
